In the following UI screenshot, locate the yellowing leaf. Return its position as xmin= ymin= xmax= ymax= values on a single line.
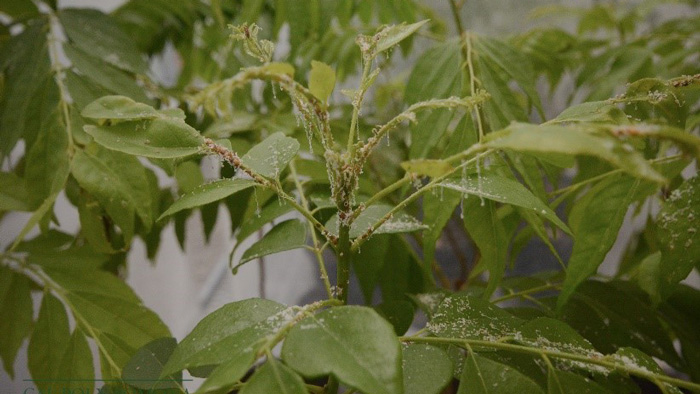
xmin=401 ymin=159 xmax=454 ymax=178
xmin=309 ymin=60 xmax=336 ymax=103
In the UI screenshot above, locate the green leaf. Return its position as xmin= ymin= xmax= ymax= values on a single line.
xmin=159 ymin=178 xmax=256 ymax=220
xmin=27 ymin=294 xmax=70 ymax=393
xmin=236 ymin=199 xmax=293 ymax=243
xmin=64 ymin=46 xmax=151 ymax=106
xmin=0 ymin=171 xmax=32 ymax=211
xmin=0 ymin=0 xmax=39 ymax=18
xmin=474 ymin=36 xmax=544 ymax=118
xmin=260 ymin=61 xmax=295 ymax=76
xmin=375 ymin=300 xmax=415 ymax=336
xmin=84 ymin=117 xmax=205 ymax=159
xmin=326 ymin=204 xmax=427 ymax=238
xmin=562 ymin=282 xmax=680 ymax=369
xmin=458 ymin=352 xmax=544 ymax=394
xmin=122 ymin=337 xmax=180 ymax=390
xmin=402 ymin=344 xmax=453 ymax=394
xmin=71 ymin=149 xmax=137 ymax=242
xmin=438 ymin=173 xmax=570 ymax=234
xmin=0 ymin=21 xmax=51 ymax=158
xmin=374 ymin=20 xmax=429 ymax=55
xmin=558 ymin=175 xmax=643 ymax=310
xmin=427 ymin=293 xmax=523 ymax=340
xmin=161 ymin=299 xmax=286 ymax=376
xmin=24 ymin=110 xmax=71 ymax=206
xmin=282 ymin=306 xmax=403 ymax=394
xmin=611 ymin=348 xmax=682 ymax=394
xmin=241 ymin=132 xmax=300 ymax=178
xmin=549 ymin=101 xmax=629 ymax=125
xmin=55 ymin=329 xmax=94 ymax=394
xmin=0 ymin=266 xmax=33 ymax=378
xmin=194 ymin=353 xmax=255 ymax=394
xmin=486 ymin=123 xmax=665 ymax=184
xmin=654 ymin=175 xmax=700 ymax=301
xmin=41 ymin=266 xmax=170 ymax=354
xmin=352 ymin=235 xmax=390 ymax=303
xmin=237 ymin=219 xmax=307 ymax=268
xmin=477 ymin=55 xmax=528 ymax=130
xmin=240 ymin=359 xmax=307 ymax=394
xmin=517 ymin=318 xmax=598 ymax=359
xmin=309 ymin=60 xmax=336 ymax=103
xmin=401 ymin=159 xmax=454 ymax=178
xmin=81 ymin=95 xmax=158 ymax=121
xmin=547 ymin=368 xmax=611 ymax=394
xmin=59 ymin=8 xmax=148 ymax=74
xmin=462 ymin=198 xmax=508 ymax=298
xmin=405 ymin=40 xmax=461 ymax=158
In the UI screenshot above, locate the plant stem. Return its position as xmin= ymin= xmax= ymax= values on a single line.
xmin=347 ymin=59 xmax=372 ymax=158
xmin=289 ymin=161 xmax=333 ymax=298
xmin=336 ymin=223 xmax=351 ymax=304
xmin=400 ymin=336 xmax=700 ymax=393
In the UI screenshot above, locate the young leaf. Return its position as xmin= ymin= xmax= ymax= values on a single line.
xmin=427 ymin=293 xmax=523 ymax=340
xmin=657 ymin=175 xmax=700 ymax=300
xmin=438 ymin=173 xmax=570 ymax=234
xmin=241 ymin=132 xmax=300 ymax=179
xmin=374 ymin=20 xmax=429 ymax=56
xmin=309 ymin=60 xmax=336 ymax=103
xmin=122 ymin=337 xmax=180 ymax=390
xmin=27 ymin=294 xmax=70 ymax=393
xmin=0 ymin=267 xmax=34 ymax=378
xmin=161 ymin=299 xmax=286 ymax=376
xmin=84 ymin=117 xmax=205 ymax=159
xmin=282 ymin=306 xmax=403 ymax=394
xmin=402 ymin=344 xmax=453 ymax=394
xmin=159 ymin=178 xmax=256 ymax=220
xmin=240 ymin=359 xmax=307 ymax=394
xmin=237 ymin=219 xmax=307 ymax=268
xmin=81 ymin=95 xmax=158 ymax=120
xmin=458 ymin=352 xmax=544 ymax=394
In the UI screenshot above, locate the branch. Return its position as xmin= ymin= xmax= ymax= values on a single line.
xmin=203 ymin=138 xmax=333 ymax=244
xmin=400 ymin=336 xmax=700 ymax=393
xmin=357 ymin=92 xmax=490 ymax=161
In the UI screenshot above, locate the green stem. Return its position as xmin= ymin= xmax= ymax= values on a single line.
xmin=400 ymin=336 xmax=700 ymax=393
xmin=351 ymin=150 xmax=492 ymax=251
xmin=47 ymin=14 xmax=74 ymax=156
xmin=491 ymin=282 xmax=561 ymax=303
xmin=347 ymin=59 xmax=372 ymax=158
xmin=290 ymin=161 xmax=333 ymax=298
xmin=336 ymin=223 xmax=351 ymax=304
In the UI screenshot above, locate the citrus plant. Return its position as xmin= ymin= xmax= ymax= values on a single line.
xmin=1 ymin=1 xmax=700 ymax=393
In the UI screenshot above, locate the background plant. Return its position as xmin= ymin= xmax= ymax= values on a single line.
xmin=1 ymin=0 xmax=699 ymax=393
